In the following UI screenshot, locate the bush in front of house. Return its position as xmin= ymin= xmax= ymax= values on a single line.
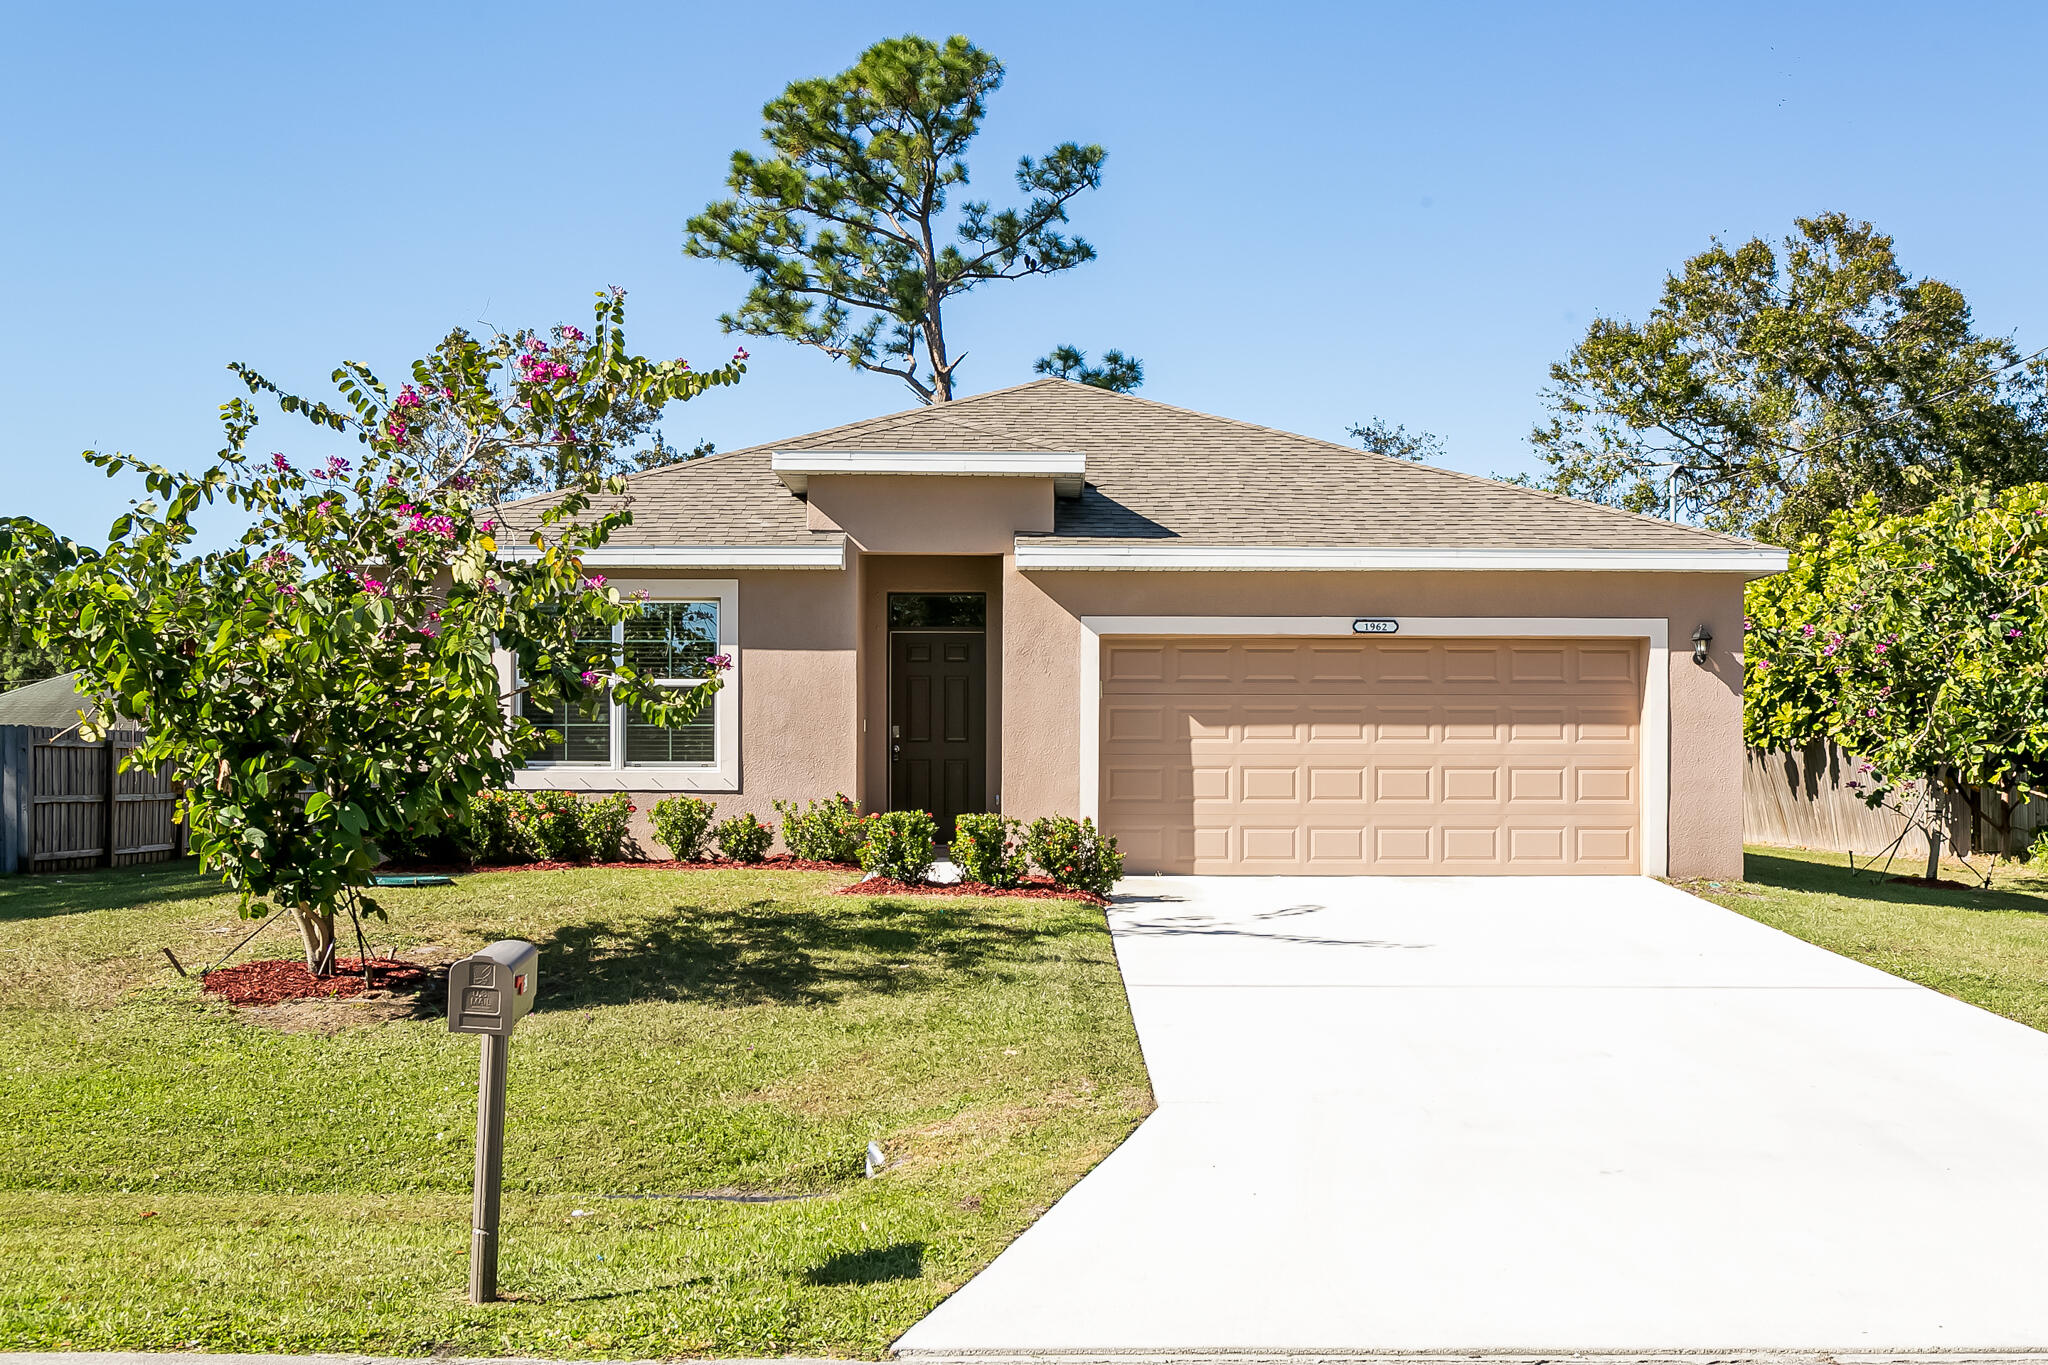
xmin=714 ymin=812 xmax=774 ymax=863
xmin=579 ymin=794 xmax=636 ymax=862
xmin=859 ymin=809 xmax=936 ymax=883
xmin=519 ymin=790 xmax=589 ymax=862
xmin=1025 ymin=815 xmax=1124 ymax=896
xmin=650 ymin=795 xmax=717 ymax=861
xmin=951 ymin=812 xmax=1027 ymax=888
xmin=465 ymin=791 xmax=527 ymax=863
xmin=774 ymin=793 xmax=865 ymax=863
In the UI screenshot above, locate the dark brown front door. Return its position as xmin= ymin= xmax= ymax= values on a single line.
xmin=890 ymin=631 xmax=986 ymax=839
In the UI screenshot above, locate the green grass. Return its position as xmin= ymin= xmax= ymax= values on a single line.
xmin=0 ymin=862 xmax=1152 ymax=1357
xmin=1682 ymin=844 xmax=2048 ymax=1032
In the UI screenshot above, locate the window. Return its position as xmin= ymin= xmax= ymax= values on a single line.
xmin=888 ymin=592 xmax=986 ymax=629
xmin=524 ymin=590 xmax=733 ymax=780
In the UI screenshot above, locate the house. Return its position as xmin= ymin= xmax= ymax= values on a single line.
xmin=503 ymin=379 xmax=1784 ymax=877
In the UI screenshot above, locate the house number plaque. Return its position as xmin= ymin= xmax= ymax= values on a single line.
xmin=1352 ymin=619 xmax=1399 ymax=635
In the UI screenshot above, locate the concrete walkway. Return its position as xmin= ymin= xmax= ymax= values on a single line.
xmin=895 ymin=876 xmax=2048 ymax=1355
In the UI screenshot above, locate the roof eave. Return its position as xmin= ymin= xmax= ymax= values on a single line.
xmin=771 ymin=449 xmax=1087 ymax=498
xmin=1013 ymin=543 xmax=1788 ymax=575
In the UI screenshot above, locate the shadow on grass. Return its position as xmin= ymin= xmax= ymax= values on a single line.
xmin=805 ymin=1241 xmax=925 ymax=1285
xmin=516 ymin=896 xmax=1082 ymax=1010
xmin=0 ymin=859 xmax=224 ymax=922
xmin=1744 ymin=850 xmax=2048 ymax=916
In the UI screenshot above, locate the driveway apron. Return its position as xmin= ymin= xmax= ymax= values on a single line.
xmin=894 ymin=875 xmax=2048 ymax=1354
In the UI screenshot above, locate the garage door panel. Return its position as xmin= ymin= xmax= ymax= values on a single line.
xmin=1102 ymin=636 xmax=1641 ymax=876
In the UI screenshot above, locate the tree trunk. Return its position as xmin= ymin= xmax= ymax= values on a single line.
xmin=295 ymin=904 xmax=337 ymax=976
xmin=1923 ymin=819 xmax=1943 ymax=882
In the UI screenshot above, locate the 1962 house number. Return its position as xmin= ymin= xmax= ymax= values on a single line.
xmin=1352 ymin=618 xmax=1399 ymax=634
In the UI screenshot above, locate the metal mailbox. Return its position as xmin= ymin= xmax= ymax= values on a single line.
xmin=448 ymin=939 xmax=539 ymax=1037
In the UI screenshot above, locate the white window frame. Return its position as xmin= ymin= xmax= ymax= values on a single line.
xmin=515 ymin=579 xmax=740 ymax=793
xmin=1078 ymin=615 xmax=1670 ymax=877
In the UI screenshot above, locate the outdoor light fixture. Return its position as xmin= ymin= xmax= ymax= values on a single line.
xmin=1692 ymin=623 xmax=1713 ymax=666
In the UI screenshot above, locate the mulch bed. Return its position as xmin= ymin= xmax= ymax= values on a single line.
xmin=384 ymin=855 xmax=860 ymax=875
xmin=841 ymin=875 xmax=1109 ymax=907
xmin=202 ymin=956 xmax=436 ymax=1007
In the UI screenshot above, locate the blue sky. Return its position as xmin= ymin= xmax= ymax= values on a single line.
xmin=4 ymin=1 xmax=2044 ymax=543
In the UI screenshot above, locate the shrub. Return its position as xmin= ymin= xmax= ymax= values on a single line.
xmin=714 ymin=812 xmax=774 ymax=863
xmin=951 ymin=812 xmax=1027 ymax=888
xmin=466 ymin=790 xmax=529 ymax=864
xmin=2030 ymin=829 xmax=2048 ymax=865
xmin=1024 ymin=815 xmax=1124 ymax=896
xmin=580 ymin=794 xmax=636 ymax=862
xmin=773 ymin=793 xmax=866 ymax=863
xmin=520 ymin=790 xmax=588 ymax=861
xmin=650 ymin=795 xmax=717 ymax=861
xmin=859 ymin=809 xmax=936 ymax=883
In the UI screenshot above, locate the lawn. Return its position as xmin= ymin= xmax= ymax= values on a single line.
xmin=0 ymin=862 xmax=1152 ymax=1358
xmin=1683 ymin=844 xmax=2048 ymax=1033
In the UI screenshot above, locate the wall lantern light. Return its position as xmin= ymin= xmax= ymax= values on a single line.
xmin=1691 ymin=623 xmax=1713 ymax=666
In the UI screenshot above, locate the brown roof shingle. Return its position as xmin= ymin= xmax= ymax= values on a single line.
xmin=505 ymin=378 xmax=1770 ymax=552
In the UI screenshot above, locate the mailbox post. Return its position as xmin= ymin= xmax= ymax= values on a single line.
xmin=448 ymin=939 xmax=539 ymax=1304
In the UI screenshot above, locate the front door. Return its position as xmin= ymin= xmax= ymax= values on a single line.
xmin=890 ymin=631 xmax=987 ymax=839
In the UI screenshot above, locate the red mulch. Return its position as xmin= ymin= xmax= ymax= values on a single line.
xmin=840 ymin=874 xmax=1109 ymax=907
xmin=385 ymin=855 xmax=859 ymax=875
xmin=1887 ymin=875 xmax=1989 ymax=892
xmin=202 ymin=956 xmax=435 ymax=1006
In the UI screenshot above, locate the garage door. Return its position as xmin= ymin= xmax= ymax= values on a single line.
xmin=1099 ymin=637 xmax=1642 ymax=874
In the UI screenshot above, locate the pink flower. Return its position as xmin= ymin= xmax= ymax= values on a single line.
xmin=1865 ymin=707 xmax=1878 ymax=716
xmin=732 ymin=345 xmax=750 ymax=361
xmin=418 ymin=622 xmax=441 ymax=638
xmin=581 ymin=574 xmax=607 ymax=589
xmin=1919 ymin=561 xmax=1933 ymax=571
xmin=1874 ymin=643 xmax=1887 ymax=654
xmin=278 ymin=582 xmax=300 ymax=597
xmin=359 ymin=576 xmax=387 ymax=597
xmin=561 ymin=326 xmax=585 ymax=342
xmin=706 ymin=653 xmax=733 ymax=671
xmin=580 ymin=670 xmax=599 ymax=684
xmin=1801 ymin=624 xmax=1816 ymax=637
xmin=394 ymin=386 xmax=423 ymax=410
xmin=385 ymin=474 xmax=402 ymax=488
xmin=321 ymin=455 xmax=351 ymax=478
xmin=271 ymin=452 xmax=292 ymax=473
xmin=448 ymin=473 xmax=473 ymax=490
xmin=316 ymin=499 xmax=335 ymax=515
xmin=478 ymin=518 xmax=498 ymax=533
xmin=2009 ymin=628 xmax=2024 ymax=638
xmin=387 ymin=420 xmax=409 ymax=442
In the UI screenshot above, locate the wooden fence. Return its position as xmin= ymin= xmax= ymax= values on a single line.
xmin=1745 ymin=743 xmax=2048 ymax=861
xmin=0 ymin=725 xmax=185 ymax=875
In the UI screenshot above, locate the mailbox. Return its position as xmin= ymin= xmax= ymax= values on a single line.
xmin=448 ymin=940 xmax=539 ymax=1036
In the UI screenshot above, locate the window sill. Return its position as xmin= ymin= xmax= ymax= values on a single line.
xmin=511 ymin=769 xmax=739 ymax=794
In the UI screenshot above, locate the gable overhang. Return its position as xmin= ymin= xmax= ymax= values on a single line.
xmin=1012 ymin=543 xmax=1789 ymax=575
xmin=772 ymin=449 xmax=1087 ymax=499
xmin=495 ymin=541 xmax=846 ymax=570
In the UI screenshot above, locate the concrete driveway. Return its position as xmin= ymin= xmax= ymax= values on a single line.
xmin=895 ymin=875 xmax=2048 ymax=1354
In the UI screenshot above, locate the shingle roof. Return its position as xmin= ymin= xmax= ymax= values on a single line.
xmin=504 ymin=378 xmax=1770 ymax=552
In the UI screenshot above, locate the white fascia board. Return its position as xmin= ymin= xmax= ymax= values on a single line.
xmin=495 ymin=543 xmax=845 ymax=570
xmin=1015 ymin=543 xmax=1788 ymax=574
xmin=772 ymin=449 xmax=1087 ymax=498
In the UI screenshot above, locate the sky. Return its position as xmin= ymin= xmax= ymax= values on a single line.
xmin=3 ymin=1 xmax=2045 ymax=544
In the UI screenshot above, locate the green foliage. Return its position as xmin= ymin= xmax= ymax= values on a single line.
xmin=713 ymin=812 xmax=773 ymax=863
xmin=649 ymin=795 xmax=717 ymax=861
xmin=858 ymin=810 xmax=936 ymax=882
xmin=685 ymin=34 xmax=1107 ymax=404
xmin=1745 ymin=483 xmax=2048 ymax=862
xmin=579 ymin=793 xmax=636 ymax=862
xmin=773 ymin=793 xmax=865 ymax=863
xmin=517 ymin=791 xmax=588 ymax=862
xmin=2030 ymin=829 xmax=2048 ymax=865
xmin=0 ymin=630 xmax=65 ymax=692
xmin=1024 ymin=815 xmax=1124 ymax=896
xmin=466 ymin=791 xmax=526 ymax=865
xmin=1527 ymin=213 xmax=2048 ymax=541
xmin=0 ymin=289 xmax=742 ymax=967
xmin=1033 ymin=345 xmax=1143 ymax=392
xmin=1347 ymin=417 xmax=1443 ymax=463
xmin=950 ymin=812 xmax=1027 ymax=888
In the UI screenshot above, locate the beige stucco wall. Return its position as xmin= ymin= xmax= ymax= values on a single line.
xmin=807 ymin=476 xmax=1054 ymax=550
xmin=999 ymin=565 xmax=1750 ymax=881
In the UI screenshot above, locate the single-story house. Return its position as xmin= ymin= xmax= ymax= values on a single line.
xmin=504 ymin=379 xmax=1785 ymax=878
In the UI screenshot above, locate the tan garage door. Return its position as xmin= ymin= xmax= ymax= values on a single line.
xmin=1100 ymin=637 xmax=1642 ymax=875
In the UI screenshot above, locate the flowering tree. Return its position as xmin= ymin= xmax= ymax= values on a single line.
xmin=0 ymin=290 xmax=742 ymax=969
xmin=1745 ymin=483 xmax=2048 ymax=878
